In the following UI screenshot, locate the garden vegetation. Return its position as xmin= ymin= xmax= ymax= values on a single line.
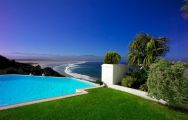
xmin=182 ymin=0 xmax=188 ymax=17
xmin=121 ymin=33 xmax=168 ymax=91
xmin=147 ymin=59 xmax=188 ymax=110
xmin=128 ymin=33 xmax=168 ymax=69
xmin=104 ymin=51 xmax=121 ymax=64
xmin=120 ymin=32 xmax=188 ymax=110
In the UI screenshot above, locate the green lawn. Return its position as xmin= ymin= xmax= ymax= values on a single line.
xmin=0 ymin=88 xmax=188 ymax=120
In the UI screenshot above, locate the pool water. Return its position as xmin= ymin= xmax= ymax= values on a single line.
xmin=0 ymin=75 xmax=95 ymax=107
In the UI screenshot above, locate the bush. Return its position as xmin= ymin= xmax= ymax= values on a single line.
xmin=5 ymin=67 xmax=25 ymax=74
xmin=139 ymin=83 xmax=148 ymax=91
xmin=104 ymin=51 xmax=121 ymax=64
xmin=121 ymin=76 xmax=137 ymax=87
xmin=32 ymin=65 xmax=42 ymax=75
xmin=96 ymin=80 xmax=103 ymax=85
xmin=43 ymin=67 xmax=63 ymax=77
xmin=147 ymin=59 xmax=188 ymax=110
xmin=127 ymin=69 xmax=147 ymax=84
xmin=124 ymin=69 xmax=148 ymax=90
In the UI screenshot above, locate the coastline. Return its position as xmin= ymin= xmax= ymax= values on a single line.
xmin=64 ymin=61 xmax=97 ymax=82
xmin=18 ymin=59 xmax=99 ymax=82
xmin=52 ymin=61 xmax=98 ymax=82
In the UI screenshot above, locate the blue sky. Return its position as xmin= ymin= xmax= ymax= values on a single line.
xmin=0 ymin=0 xmax=187 ymax=59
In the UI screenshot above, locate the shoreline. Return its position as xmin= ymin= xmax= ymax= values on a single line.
xmin=63 ymin=61 xmax=98 ymax=82
xmin=19 ymin=60 xmax=100 ymax=82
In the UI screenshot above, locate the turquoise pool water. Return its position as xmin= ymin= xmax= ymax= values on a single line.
xmin=0 ymin=75 xmax=95 ymax=107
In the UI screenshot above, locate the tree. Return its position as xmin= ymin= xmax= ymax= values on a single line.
xmin=147 ymin=59 xmax=188 ymax=110
xmin=128 ymin=33 xmax=168 ymax=69
xmin=182 ymin=0 xmax=188 ymax=17
xmin=104 ymin=51 xmax=121 ymax=64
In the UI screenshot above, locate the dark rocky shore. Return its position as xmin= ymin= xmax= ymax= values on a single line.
xmin=0 ymin=55 xmax=64 ymax=77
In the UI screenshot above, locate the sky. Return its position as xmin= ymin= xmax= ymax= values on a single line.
xmin=0 ymin=0 xmax=188 ymax=59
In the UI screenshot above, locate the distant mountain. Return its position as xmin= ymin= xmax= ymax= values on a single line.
xmin=8 ymin=54 xmax=103 ymax=62
xmin=166 ymin=57 xmax=188 ymax=63
xmin=0 ymin=55 xmax=64 ymax=77
xmin=3 ymin=52 xmax=130 ymax=63
xmin=4 ymin=52 xmax=187 ymax=63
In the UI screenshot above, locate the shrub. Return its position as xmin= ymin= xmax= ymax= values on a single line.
xmin=43 ymin=67 xmax=63 ymax=77
xmin=139 ymin=83 xmax=148 ymax=91
xmin=32 ymin=65 xmax=42 ymax=75
xmin=127 ymin=69 xmax=147 ymax=83
xmin=125 ymin=69 xmax=148 ymax=90
xmin=5 ymin=67 xmax=25 ymax=74
xmin=96 ymin=80 xmax=103 ymax=85
xmin=121 ymin=76 xmax=137 ymax=88
xmin=147 ymin=59 xmax=188 ymax=110
xmin=104 ymin=51 xmax=121 ymax=64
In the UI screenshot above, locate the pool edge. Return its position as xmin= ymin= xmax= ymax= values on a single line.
xmin=0 ymin=74 xmax=98 ymax=86
xmin=0 ymin=85 xmax=102 ymax=111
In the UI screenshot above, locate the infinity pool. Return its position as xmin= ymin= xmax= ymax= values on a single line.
xmin=0 ymin=75 xmax=95 ymax=107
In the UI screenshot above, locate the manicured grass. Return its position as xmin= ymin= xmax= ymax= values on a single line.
xmin=0 ymin=88 xmax=187 ymax=120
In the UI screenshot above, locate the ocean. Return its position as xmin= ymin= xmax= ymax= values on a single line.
xmin=52 ymin=62 xmax=103 ymax=82
xmin=17 ymin=59 xmax=126 ymax=82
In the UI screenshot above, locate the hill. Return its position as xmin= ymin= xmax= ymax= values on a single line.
xmin=0 ymin=55 xmax=64 ymax=77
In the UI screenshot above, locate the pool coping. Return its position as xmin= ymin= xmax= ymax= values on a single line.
xmin=0 ymin=74 xmax=98 ymax=86
xmin=0 ymin=75 xmax=102 ymax=111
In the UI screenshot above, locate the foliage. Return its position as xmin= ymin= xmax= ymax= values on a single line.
xmin=42 ymin=67 xmax=63 ymax=77
xmin=182 ymin=0 xmax=188 ymax=17
xmin=127 ymin=68 xmax=148 ymax=84
xmin=122 ymin=68 xmax=148 ymax=90
xmin=32 ymin=65 xmax=42 ymax=75
xmin=121 ymin=76 xmax=137 ymax=88
xmin=95 ymin=79 xmax=103 ymax=85
xmin=5 ymin=67 xmax=25 ymax=74
xmin=104 ymin=51 xmax=121 ymax=64
xmin=128 ymin=33 xmax=168 ymax=69
xmin=139 ymin=83 xmax=148 ymax=91
xmin=147 ymin=59 xmax=188 ymax=110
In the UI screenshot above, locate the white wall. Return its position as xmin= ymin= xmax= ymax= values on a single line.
xmin=183 ymin=68 xmax=188 ymax=80
xmin=102 ymin=64 xmax=128 ymax=85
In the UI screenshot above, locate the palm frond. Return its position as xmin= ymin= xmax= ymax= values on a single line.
xmin=181 ymin=0 xmax=188 ymax=17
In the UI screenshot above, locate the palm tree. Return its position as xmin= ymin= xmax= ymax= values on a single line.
xmin=128 ymin=33 xmax=150 ymax=67
xmin=182 ymin=0 xmax=188 ymax=17
xmin=128 ymin=33 xmax=168 ymax=69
